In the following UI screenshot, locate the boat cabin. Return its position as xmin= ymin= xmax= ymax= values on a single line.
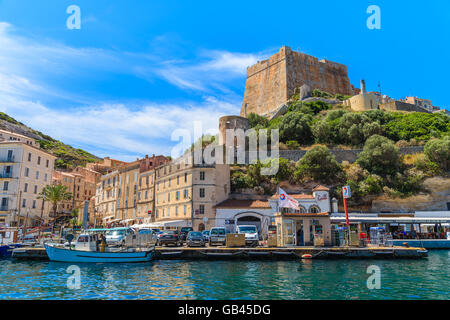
xmin=74 ymin=233 xmax=100 ymax=252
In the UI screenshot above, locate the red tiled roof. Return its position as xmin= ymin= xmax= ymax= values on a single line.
xmin=312 ymin=185 xmax=330 ymax=191
xmin=215 ymin=199 xmax=271 ymax=209
xmin=283 ymin=212 xmax=330 ymax=217
xmin=270 ymin=194 xmax=314 ymax=200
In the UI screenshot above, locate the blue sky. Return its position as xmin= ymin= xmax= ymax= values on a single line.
xmin=0 ymin=0 xmax=449 ymax=161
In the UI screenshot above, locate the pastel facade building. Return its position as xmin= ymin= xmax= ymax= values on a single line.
xmin=154 ymin=153 xmax=230 ymax=231
xmin=94 ymin=169 xmax=120 ymax=225
xmin=0 ymin=141 xmax=56 ymax=227
xmin=0 ymin=130 xmax=39 ymax=148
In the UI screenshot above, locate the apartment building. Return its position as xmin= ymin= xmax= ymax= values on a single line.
xmin=116 ymin=161 xmax=141 ymax=223
xmin=154 ymin=153 xmax=230 ymax=231
xmin=0 ymin=129 xmax=39 ymax=148
xmin=52 ymin=171 xmax=76 ymax=215
xmin=86 ymin=157 xmax=128 ymax=175
xmin=0 ymin=141 xmax=56 ymax=227
xmin=94 ymin=169 xmax=120 ymax=225
xmin=136 ymin=169 xmax=155 ymax=223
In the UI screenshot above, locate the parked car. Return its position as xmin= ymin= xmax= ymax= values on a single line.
xmin=180 ymin=227 xmax=194 ymax=242
xmin=105 ymin=227 xmax=135 ymax=246
xmin=209 ymin=227 xmax=226 ymax=246
xmin=157 ymin=230 xmax=181 ymax=247
xmin=186 ymin=231 xmax=206 ymax=247
xmin=236 ymin=225 xmax=259 ymax=247
xmin=202 ymin=230 xmax=210 ymax=241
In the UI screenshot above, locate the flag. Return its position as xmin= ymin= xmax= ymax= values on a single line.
xmin=278 ymin=187 xmax=300 ymax=211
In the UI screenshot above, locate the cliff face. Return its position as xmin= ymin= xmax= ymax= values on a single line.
xmin=0 ymin=112 xmax=100 ymax=169
xmin=371 ymin=177 xmax=450 ymax=212
xmin=241 ymin=46 xmax=354 ymax=117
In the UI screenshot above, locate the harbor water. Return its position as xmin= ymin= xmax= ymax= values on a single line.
xmin=0 ymin=251 xmax=449 ymax=300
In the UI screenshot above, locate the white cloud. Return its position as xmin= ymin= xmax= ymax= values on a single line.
xmin=0 ymin=22 xmax=258 ymax=160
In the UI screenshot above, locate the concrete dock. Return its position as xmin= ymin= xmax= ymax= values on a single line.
xmin=11 ymin=245 xmax=428 ymax=261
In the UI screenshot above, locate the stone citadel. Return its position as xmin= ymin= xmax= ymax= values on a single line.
xmin=240 ymin=46 xmax=357 ymax=117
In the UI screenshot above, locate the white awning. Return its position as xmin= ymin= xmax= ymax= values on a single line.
xmin=331 ymin=217 xmax=450 ymax=224
xmin=102 ymin=215 xmax=114 ymax=221
xmin=158 ymin=220 xmax=190 ymax=227
xmin=121 ymin=219 xmax=135 ymax=223
xmin=108 ymin=218 xmax=121 ymax=223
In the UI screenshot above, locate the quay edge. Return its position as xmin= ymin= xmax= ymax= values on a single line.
xmin=10 ymin=246 xmax=428 ymax=261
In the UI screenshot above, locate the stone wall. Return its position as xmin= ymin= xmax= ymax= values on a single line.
xmin=380 ymin=101 xmax=431 ymax=113
xmin=241 ymin=46 xmax=353 ymax=117
xmin=278 ymin=146 xmax=424 ymax=163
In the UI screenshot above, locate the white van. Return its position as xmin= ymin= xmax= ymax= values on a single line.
xmin=236 ymin=225 xmax=259 ymax=247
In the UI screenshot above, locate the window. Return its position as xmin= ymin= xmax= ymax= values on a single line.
xmin=35 ymin=171 xmax=39 ymax=180
xmin=184 ymin=172 xmax=188 ymax=183
xmin=22 ymin=199 xmax=26 ymax=208
xmin=2 ymin=182 xmax=8 ymax=191
xmin=199 ymin=205 xmax=205 ymax=215
xmin=199 ymin=188 xmax=205 ymax=198
xmin=37 ymin=156 xmax=41 ymax=165
xmin=310 ymin=206 xmax=320 ymax=214
xmin=32 ymin=200 xmax=36 ymax=209
xmin=168 ymin=178 xmax=171 ymax=187
xmin=24 ymin=183 xmax=28 ymax=192
xmin=34 ymin=185 xmax=37 ymax=194
xmin=25 ymin=168 xmax=29 ymax=177
xmin=177 ymin=175 xmax=179 ymax=185
xmin=46 ymin=159 xmax=49 ymax=167
xmin=200 ymin=171 xmax=205 ymax=180
xmin=28 ymin=153 xmax=31 ymax=161
xmin=168 ymin=192 xmax=171 ymax=201
xmin=183 ymin=189 xmax=188 ymax=199
xmin=44 ymin=173 xmax=48 ymax=182
xmin=7 ymin=150 xmax=13 ymax=161
xmin=145 ymin=191 xmax=148 ymax=199
xmin=175 ymin=206 xmax=178 ymax=216
xmin=184 ymin=205 xmax=187 ymax=215
xmin=175 ymin=191 xmax=180 ymax=200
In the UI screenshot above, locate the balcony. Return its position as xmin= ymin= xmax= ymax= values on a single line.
xmin=0 ymin=206 xmax=9 ymax=213
xmin=0 ymin=173 xmax=13 ymax=179
xmin=0 ymin=156 xmax=15 ymax=164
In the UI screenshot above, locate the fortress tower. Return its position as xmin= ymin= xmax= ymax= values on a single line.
xmin=241 ymin=46 xmax=355 ymax=117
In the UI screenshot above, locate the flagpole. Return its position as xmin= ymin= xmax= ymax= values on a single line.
xmin=343 ymin=188 xmax=350 ymax=246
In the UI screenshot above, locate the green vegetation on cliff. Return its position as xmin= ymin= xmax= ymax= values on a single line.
xmin=0 ymin=112 xmax=99 ymax=169
xmin=241 ymin=97 xmax=450 ymax=200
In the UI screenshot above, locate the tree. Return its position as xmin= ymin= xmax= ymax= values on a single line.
xmin=294 ymin=146 xmax=343 ymax=183
xmin=424 ymin=136 xmax=450 ymax=171
xmin=247 ymin=113 xmax=269 ymax=128
xmin=39 ymin=184 xmax=73 ymax=232
xmin=279 ymin=112 xmax=313 ymax=145
xmin=357 ymin=135 xmax=401 ymax=176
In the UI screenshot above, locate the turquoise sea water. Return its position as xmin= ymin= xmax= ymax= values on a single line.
xmin=0 ymin=251 xmax=449 ymax=300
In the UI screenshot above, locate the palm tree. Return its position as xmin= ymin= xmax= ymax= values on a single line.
xmin=38 ymin=184 xmax=73 ymax=233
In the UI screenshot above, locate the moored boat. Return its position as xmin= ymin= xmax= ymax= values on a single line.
xmin=44 ymin=231 xmax=154 ymax=263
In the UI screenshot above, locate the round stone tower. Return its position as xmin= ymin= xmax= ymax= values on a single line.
xmin=218 ymin=115 xmax=250 ymax=147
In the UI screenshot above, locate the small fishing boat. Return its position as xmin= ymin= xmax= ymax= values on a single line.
xmin=44 ymin=232 xmax=154 ymax=263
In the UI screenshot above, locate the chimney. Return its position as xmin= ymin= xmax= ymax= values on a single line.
xmin=360 ymin=79 xmax=366 ymax=95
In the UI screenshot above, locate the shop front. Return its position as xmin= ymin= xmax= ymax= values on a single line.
xmin=275 ymin=212 xmax=332 ymax=247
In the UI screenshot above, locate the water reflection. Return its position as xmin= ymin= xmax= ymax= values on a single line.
xmin=0 ymin=251 xmax=449 ymax=300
